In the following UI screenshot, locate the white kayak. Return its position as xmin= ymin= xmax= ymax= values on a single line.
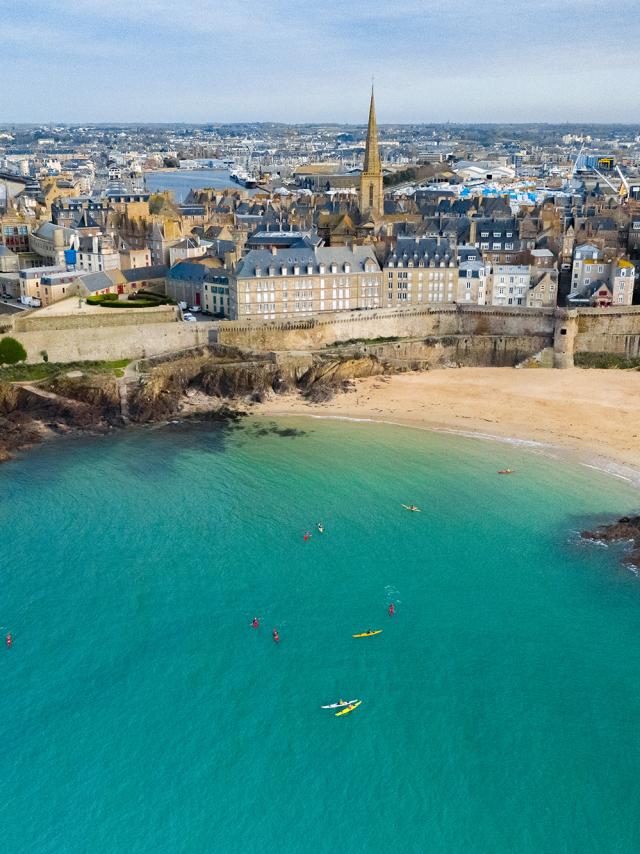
xmin=321 ymin=699 xmax=357 ymax=709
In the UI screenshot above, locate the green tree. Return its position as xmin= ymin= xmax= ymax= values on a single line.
xmin=0 ymin=337 xmax=27 ymax=366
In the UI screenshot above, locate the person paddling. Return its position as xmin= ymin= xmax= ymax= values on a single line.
xmin=252 ymin=617 xmax=259 ymax=629
xmin=388 ymin=603 xmax=395 ymax=617
xmin=303 ymin=531 xmax=311 ymax=541
xmin=272 ymin=629 xmax=280 ymax=643
xmin=6 ymin=633 xmax=12 ymax=648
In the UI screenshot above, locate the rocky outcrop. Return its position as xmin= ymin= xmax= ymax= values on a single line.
xmin=299 ymin=355 xmax=386 ymax=391
xmin=128 ymin=350 xmax=391 ymax=422
xmin=198 ymin=362 xmax=293 ymax=400
xmin=0 ymin=347 xmax=395 ymax=462
xmin=44 ymin=374 xmax=121 ymax=421
xmin=582 ymin=516 xmax=640 ymax=568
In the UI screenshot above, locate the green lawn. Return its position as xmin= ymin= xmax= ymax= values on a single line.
xmin=0 ymin=359 xmax=130 ymax=382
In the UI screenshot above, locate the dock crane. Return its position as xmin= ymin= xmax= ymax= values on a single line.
xmin=615 ymin=164 xmax=630 ymax=199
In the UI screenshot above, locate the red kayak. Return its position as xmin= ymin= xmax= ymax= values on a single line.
xmin=498 ymin=469 xmax=515 ymax=475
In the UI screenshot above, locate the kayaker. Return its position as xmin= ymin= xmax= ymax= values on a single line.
xmin=303 ymin=531 xmax=311 ymax=541
xmin=272 ymin=629 xmax=279 ymax=643
xmin=6 ymin=633 xmax=11 ymax=648
xmin=388 ymin=603 xmax=395 ymax=616
xmin=252 ymin=617 xmax=259 ymax=629
xmin=317 ymin=522 xmax=324 ymax=533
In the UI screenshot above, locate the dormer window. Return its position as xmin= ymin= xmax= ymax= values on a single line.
xmin=255 ymin=267 xmax=261 ymax=277
xmin=388 ymin=261 xmax=394 ymax=268
xmin=319 ymin=264 xmax=325 ymax=274
xmin=269 ymin=266 xmax=275 ymax=276
xmin=293 ymin=265 xmax=300 ymax=275
xmin=331 ymin=263 xmax=337 ymax=274
xmin=344 ymin=263 xmax=350 ymax=273
xmin=281 ymin=266 xmax=288 ymax=276
xmin=307 ymin=264 xmax=313 ymax=275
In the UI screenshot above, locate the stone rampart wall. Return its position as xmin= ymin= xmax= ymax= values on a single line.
xmin=13 ymin=304 xmax=177 ymax=333
xmin=574 ymin=307 xmax=640 ymax=358
xmin=11 ymin=321 xmax=216 ymax=364
xmin=217 ymin=305 xmax=557 ymax=351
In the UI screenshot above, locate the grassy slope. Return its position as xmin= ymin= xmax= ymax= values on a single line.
xmin=0 ymin=359 xmax=130 ymax=382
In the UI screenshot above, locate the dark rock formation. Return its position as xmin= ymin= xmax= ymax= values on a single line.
xmin=0 ymin=347 xmax=395 ymax=463
xmin=581 ymin=516 xmax=640 ymax=568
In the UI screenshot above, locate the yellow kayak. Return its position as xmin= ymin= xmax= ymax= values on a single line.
xmin=352 ymin=630 xmax=382 ymax=638
xmin=335 ymin=700 xmax=362 ymax=717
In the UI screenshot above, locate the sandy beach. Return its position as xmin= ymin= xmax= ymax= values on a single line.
xmin=255 ymin=367 xmax=640 ymax=486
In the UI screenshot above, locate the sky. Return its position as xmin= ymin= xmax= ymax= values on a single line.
xmin=1 ymin=0 xmax=639 ymax=124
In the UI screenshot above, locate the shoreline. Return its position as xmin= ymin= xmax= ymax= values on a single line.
xmin=253 ymin=368 xmax=640 ymax=490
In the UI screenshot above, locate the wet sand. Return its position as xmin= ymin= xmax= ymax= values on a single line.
xmin=255 ymin=368 xmax=640 ymax=486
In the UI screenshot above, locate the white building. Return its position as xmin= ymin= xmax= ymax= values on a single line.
xmin=457 ymin=260 xmax=491 ymax=304
xmin=489 ymin=264 xmax=530 ymax=306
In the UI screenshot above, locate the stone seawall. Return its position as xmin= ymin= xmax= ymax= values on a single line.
xmin=217 ymin=305 xmax=557 ymax=351
xmin=341 ymin=334 xmax=552 ymax=368
xmin=13 ymin=304 xmax=177 ymax=333
xmin=6 ymin=303 xmax=640 ymax=367
xmin=575 ymin=306 xmax=640 ymax=358
xmin=11 ymin=321 xmax=217 ymax=364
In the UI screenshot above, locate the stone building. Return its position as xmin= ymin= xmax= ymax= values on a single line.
xmin=229 ymin=245 xmax=382 ymax=321
xmin=384 ymin=237 xmax=457 ymax=306
xmin=358 ymin=89 xmax=384 ymax=220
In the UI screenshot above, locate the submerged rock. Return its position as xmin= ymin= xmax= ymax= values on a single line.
xmin=581 ymin=516 xmax=640 ymax=568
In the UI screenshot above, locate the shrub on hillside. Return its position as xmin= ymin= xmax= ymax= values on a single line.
xmin=0 ymin=337 xmax=27 ymax=366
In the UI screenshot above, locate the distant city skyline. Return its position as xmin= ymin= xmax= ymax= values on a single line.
xmin=3 ymin=0 xmax=639 ymax=124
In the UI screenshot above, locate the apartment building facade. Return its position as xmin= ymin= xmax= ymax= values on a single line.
xmin=229 ymin=246 xmax=382 ymax=321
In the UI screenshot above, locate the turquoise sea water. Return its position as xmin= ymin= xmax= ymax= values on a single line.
xmin=2 ymin=417 xmax=640 ymax=853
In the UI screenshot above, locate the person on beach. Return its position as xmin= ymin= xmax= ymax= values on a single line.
xmin=252 ymin=617 xmax=259 ymax=629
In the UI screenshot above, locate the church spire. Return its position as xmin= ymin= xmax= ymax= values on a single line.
xmin=359 ymin=85 xmax=384 ymax=219
xmin=363 ymin=86 xmax=381 ymax=174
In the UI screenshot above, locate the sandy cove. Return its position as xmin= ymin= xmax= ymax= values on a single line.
xmin=255 ymin=367 xmax=640 ymax=486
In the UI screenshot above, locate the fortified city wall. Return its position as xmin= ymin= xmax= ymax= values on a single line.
xmin=217 ymin=305 xmax=640 ymax=368
xmin=9 ymin=318 xmax=216 ymax=363
xmin=216 ymin=305 xmax=558 ymax=351
xmin=5 ymin=304 xmax=640 ymax=367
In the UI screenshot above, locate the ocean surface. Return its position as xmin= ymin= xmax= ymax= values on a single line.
xmin=144 ymin=169 xmax=260 ymax=203
xmin=2 ymin=417 xmax=640 ymax=853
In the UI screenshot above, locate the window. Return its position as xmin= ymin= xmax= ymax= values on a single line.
xmin=369 ymin=184 xmax=374 ymax=208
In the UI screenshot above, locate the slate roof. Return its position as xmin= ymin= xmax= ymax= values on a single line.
xmin=121 ymin=265 xmax=168 ymax=282
xmin=75 ymin=271 xmax=114 ymax=293
xmin=235 ymin=246 xmax=379 ymax=278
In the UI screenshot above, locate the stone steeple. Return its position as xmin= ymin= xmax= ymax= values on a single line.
xmin=359 ymin=86 xmax=384 ymax=218
xmin=363 ymin=87 xmax=381 ymax=173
